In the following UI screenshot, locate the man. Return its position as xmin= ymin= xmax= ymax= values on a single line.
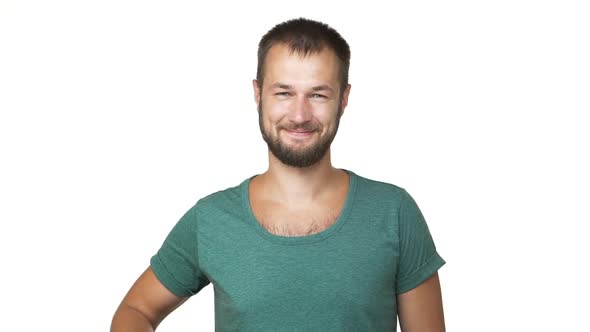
xmin=111 ymin=17 xmax=446 ymax=331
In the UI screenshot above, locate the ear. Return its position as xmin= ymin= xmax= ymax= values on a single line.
xmin=252 ymin=79 xmax=261 ymax=108
xmin=339 ymin=84 xmax=351 ymax=116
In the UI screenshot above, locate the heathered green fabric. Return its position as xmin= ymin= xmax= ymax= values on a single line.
xmin=150 ymin=169 xmax=445 ymax=331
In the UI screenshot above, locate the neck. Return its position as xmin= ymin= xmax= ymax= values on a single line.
xmin=255 ymin=149 xmax=346 ymax=208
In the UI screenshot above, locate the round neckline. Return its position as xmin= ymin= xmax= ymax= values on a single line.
xmin=241 ymin=168 xmax=358 ymax=245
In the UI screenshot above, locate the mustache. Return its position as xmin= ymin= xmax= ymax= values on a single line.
xmin=281 ymin=124 xmax=318 ymax=131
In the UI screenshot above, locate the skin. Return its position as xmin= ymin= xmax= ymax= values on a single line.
xmin=111 ymin=266 xmax=187 ymax=331
xmin=397 ymin=272 xmax=446 ymax=331
xmin=111 ymin=42 xmax=445 ymax=331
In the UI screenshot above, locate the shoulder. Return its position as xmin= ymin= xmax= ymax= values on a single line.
xmin=352 ymin=170 xmax=409 ymax=205
xmin=192 ymin=178 xmax=246 ymax=217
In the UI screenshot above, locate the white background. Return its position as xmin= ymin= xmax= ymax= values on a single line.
xmin=1 ymin=0 xmax=589 ymax=331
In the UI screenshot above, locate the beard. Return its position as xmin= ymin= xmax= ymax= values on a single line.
xmin=258 ymin=100 xmax=343 ymax=168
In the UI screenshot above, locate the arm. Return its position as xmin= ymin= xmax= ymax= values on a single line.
xmin=111 ymin=266 xmax=189 ymax=331
xmin=397 ymin=271 xmax=446 ymax=332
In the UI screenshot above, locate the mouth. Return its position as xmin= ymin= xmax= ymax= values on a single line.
xmin=284 ymin=129 xmax=315 ymax=139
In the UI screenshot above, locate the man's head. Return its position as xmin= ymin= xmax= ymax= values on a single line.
xmin=253 ymin=18 xmax=352 ymax=168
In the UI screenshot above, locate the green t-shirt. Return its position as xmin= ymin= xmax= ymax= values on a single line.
xmin=150 ymin=169 xmax=446 ymax=331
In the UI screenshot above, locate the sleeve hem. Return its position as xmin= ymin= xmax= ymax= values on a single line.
xmin=396 ymin=251 xmax=446 ymax=295
xmin=150 ymin=254 xmax=195 ymax=298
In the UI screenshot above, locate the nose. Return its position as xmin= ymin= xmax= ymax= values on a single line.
xmin=288 ymin=95 xmax=313 ymax=124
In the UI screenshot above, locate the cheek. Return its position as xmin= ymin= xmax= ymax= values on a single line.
xmin=262 ymin=104 xmax=288 ymax=124
xmin=263 ymin=111 xmax=283 ymax=127
xmin=260 ymin=109 xmax=283 ymax=133
xmin=320 ymin=114 xmax=340 ymax=134
xmin=315 ymin=106 xmax=336 ymax=121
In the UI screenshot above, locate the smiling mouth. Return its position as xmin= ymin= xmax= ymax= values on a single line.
xmin=284 ymin=129 xmax=315 ymax=138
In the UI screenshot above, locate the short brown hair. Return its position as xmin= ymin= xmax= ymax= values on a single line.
xmin=256 ymin=17 xmax=351 ymax=100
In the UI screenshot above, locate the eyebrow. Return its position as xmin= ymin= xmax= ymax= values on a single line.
xmin=270 ymin=82 xmax=334 ymax=93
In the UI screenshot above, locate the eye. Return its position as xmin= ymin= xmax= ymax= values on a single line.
xmin=275 ymin=92 xmax=290 ymax=96
xmin=311 ymin=93 xmax=327 ymax=99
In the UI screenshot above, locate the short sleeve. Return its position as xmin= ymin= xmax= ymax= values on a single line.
xmin=395 ymin=189 xmax=446 ymax=294
xmin=150 ymin=204 xmax=210 ymax=297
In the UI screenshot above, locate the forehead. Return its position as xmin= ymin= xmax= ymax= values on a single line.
xmin=263 ymin=43 xmax=340 ymax=90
